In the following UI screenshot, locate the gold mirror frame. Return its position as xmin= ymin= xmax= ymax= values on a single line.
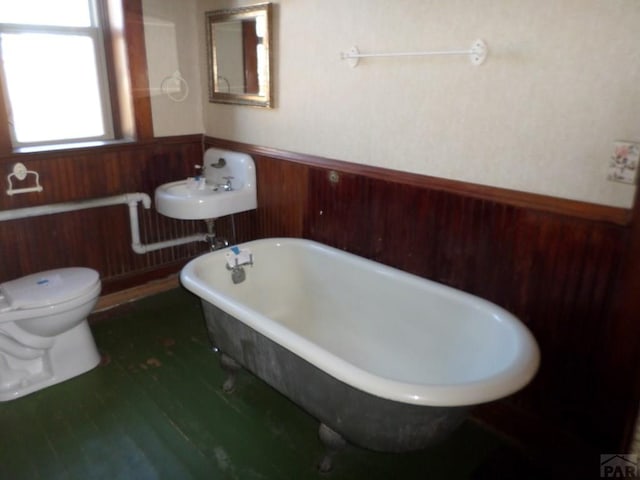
xmin=206 ymin=3 xmax=273 ymax=108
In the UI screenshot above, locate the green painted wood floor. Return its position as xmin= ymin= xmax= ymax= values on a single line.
xmin=0 ymin=288 xmax=538 ymax=479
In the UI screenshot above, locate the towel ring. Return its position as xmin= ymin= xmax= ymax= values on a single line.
xmin=160 ymin=71 xmax=189 ymax=102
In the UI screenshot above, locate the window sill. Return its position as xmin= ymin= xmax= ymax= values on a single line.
xmin=13 ymin=138 xmax=136 ymax=154
xmin=0 ymin=134 xmax=203 ymax=162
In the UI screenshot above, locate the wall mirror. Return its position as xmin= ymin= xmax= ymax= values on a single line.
xmin=206 ymin=3 xmax=273 ymax=108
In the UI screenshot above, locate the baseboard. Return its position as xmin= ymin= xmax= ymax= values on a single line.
xmin=93 ymin=273 xmax=181 ymax=313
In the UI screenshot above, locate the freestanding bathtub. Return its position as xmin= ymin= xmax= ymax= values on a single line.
xmin=181 ymin=238 xmax=539 ymax=470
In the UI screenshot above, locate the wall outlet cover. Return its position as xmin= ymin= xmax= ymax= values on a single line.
xmin=608 ymin=141 xmax=639 ymax=184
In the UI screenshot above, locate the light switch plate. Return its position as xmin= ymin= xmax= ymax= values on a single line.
xmin=608 ymin=141 xmax=639 ymax=184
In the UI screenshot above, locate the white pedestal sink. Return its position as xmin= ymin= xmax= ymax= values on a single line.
xmin=155 ymin=148 xmax=257 ymax=220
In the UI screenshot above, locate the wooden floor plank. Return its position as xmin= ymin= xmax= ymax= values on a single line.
xmin=0 ymin=404 xmax=42 ymax=479
xmin=107 ymin=318 xmax=289 ymax=478
xmin=93 ymin=361 xmax=210 ymax=479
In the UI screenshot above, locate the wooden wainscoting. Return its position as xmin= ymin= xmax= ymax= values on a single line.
xmin=2 ymin=132 xmax=635 ymax=459
xmin=205 ymin=136 xmax=639 ymax=459
xmin=0 ymin=135 xmax=209 ymax=294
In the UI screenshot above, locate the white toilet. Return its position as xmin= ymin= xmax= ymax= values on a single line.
xmin=0 ymin=267 xmax=102 ymax=401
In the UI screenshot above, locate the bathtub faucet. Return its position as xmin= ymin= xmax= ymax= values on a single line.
xmin=226 ymin=254 xmax=253 ymax=284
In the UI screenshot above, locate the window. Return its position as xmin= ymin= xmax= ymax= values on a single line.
xmin=0 ymin=0 xmax=114 ymax=147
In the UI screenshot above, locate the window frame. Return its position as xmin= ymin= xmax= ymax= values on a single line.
xmin=0 ymin=0 xmax=152 ymax=155
xmin=0 ymin=22 xmax=116 ymax=147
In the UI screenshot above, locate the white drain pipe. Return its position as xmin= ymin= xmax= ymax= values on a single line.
xmin=125 ymin=197 xmax=206 ymax=254
xmin=0 ymin=193 xmax=207 ymax=254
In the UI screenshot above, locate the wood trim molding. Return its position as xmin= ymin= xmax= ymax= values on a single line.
xmin=123 ymin=0 xmax=154 ymax=140
xmin=93 ymin=273 xmax=180 ymax=314
xmin=205 ymin=136 xmax=632 ymax=226
xmin=0 ymin=134 xmax=202 ymax=164
xmin=0 ymin=73 xmax=11 ymax=155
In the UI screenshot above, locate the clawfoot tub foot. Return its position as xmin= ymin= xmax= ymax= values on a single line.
xmin=317 ymin=423 xmax=346 ymax=473
xmin=220 ymin=353 xmax=241 ymax=393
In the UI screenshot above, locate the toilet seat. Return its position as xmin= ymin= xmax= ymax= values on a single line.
xmin=0 ymin=268 xmax=100 ymax=312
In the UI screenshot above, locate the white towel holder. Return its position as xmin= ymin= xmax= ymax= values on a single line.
xmin=6 ymin=162 xmax=43 ymax=196
xmin=160 ymin=70 xmax=189 ymax=102
xmin=341 ymin=39 xmax=488 ymax=67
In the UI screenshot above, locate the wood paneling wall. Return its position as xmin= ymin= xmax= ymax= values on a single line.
xmin=206 ymin=136 xmax=638 ymax=459
xmin=0 ymin=136 xmax=209 ymax=293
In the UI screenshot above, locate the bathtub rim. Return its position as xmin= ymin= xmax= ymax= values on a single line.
xmin=180 ymin=237 xmax=540 ymax=407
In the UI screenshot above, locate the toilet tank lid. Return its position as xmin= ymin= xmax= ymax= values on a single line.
xmin=0 ymin=267 xmax=100 ymax=309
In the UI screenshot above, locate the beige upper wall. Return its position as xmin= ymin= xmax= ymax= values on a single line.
xmin=163 ymin=0 xmax=640 ymax=208
xmin=142 ymin=0 xmax=203 ymax=136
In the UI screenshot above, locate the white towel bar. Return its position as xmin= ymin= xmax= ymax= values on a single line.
xmin=341 ymin=39 xmax=488 ymax=67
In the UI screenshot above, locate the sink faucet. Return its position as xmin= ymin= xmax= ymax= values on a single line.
xmin=213 ymin=176 xmax=233 ymax=192
xmin=222 ymin=176 xmax=233 ymax=191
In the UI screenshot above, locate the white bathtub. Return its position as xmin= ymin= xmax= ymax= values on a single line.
xmin=181 ymin=237 xmax=539 ymax=458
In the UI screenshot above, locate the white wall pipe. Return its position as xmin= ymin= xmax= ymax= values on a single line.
xmin=0 ymin=193 xmax=150 ymax=221
xmin=126 ymin=200 xmax=207 ymax=254
xmin=0 ymin=193 xmax=208 ymax=254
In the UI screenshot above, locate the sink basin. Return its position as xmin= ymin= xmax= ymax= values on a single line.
xmin=155 ymin=148 xmax=257 ymax=220
xmin=155 ymin=181 xmax=256 ymax=220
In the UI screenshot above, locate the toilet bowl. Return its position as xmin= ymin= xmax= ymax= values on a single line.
xmin=0 ymin=267 xmax=102 ymax=401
